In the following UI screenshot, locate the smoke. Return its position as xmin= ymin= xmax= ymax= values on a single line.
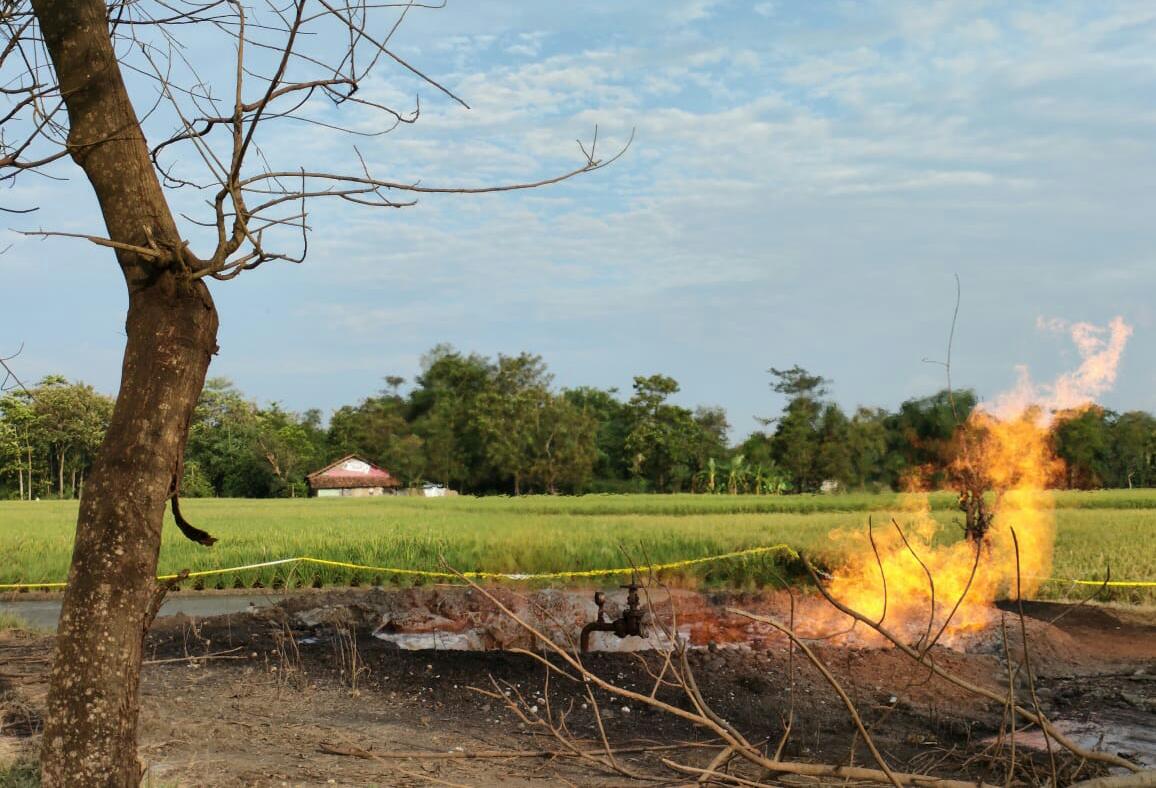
xmin=986 ymin=316 xmax=1132 ymax=423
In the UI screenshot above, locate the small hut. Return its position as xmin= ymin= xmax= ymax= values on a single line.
xmin=306 ymin=454 xmax=400 ymax=497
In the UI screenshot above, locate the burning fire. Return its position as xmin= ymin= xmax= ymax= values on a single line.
xmin=810 ymin=317 xmax=1132 ymax=646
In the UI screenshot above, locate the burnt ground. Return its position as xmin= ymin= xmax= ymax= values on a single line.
xmin=1 ymin=591 xmax=1154 ymax=787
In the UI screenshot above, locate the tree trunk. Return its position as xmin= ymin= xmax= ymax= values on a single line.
xmin=41 ymin=283 xmax=217 ymax=786
xmin=32 ymin=1 xmax=220 ymax=784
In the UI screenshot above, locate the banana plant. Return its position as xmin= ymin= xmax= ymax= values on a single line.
xmin=752 ymin=463 xmax=789 ymax=495
xmin=693 ymin=457 xmax=718 ymax=494
xmin=726 ymin=453 xmax=748 ymax=495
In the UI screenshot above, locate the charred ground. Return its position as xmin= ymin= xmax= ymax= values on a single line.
xmin=2 ymin=590 xmax=1153 ymax=786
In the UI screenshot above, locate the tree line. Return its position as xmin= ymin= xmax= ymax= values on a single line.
xmin=2 ymin=348 xmax=1154 ymax=499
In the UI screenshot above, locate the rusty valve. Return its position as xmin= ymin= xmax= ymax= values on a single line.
xmin=580 ymin=579 xmax=646 ymax=652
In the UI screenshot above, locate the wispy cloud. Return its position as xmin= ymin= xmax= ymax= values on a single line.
xmin=6 ymin=0 xmax=1155 ymax=427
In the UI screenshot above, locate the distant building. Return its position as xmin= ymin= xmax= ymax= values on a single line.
xmin=306 ymin=455 xmax=401 ymax=497
xmin=421 ymin=482 xmax=448 ymax=497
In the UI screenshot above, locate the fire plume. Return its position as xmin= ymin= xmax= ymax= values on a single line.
xmin=810 ymin=317 xmax=1132 ymax=646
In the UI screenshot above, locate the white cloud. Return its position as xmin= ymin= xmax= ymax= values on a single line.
xmin=10 ymin=0 xmax=1156 ymax=427
xmin=668 ymin=0 xmax=729 ymax=26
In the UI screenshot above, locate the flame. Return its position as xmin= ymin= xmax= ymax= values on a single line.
xmin=807 ymin=317 xmax=1131 ymax=647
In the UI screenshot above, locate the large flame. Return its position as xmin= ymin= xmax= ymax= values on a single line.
xmin=808 ymin=317 xmax=1132 ymax=646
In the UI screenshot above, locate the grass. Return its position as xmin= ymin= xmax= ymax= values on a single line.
xmin=0 ymin=612 xmax=32 ymax=631
xmin=0 ymin=759 xmax=38 ymax=788
xmin=0 ymin=491 xmax=1153 ymax=603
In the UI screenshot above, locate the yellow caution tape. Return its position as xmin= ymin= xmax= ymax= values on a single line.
xmin=1038 ymin=577 xmax=1156 ymax=588
xmin=0 ymin=544 xmax=799 ymax=591
xmin=2 ymin=544 xmax=1152 ymax=591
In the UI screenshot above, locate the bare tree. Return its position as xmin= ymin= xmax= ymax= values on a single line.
xmin=0 ymin=2 xmax=623 ymax=784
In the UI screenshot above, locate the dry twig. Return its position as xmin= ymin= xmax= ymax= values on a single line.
xmin=802 ymin=556 xmax=1140 ymax=773
xmin=447 ymin=564 xmax=997 ymax=788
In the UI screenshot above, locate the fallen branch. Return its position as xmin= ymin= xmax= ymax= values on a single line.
xmin=663 ymin=755 xmax=995 ymax=787
xmin=1068 ymin=772 xmax=1156 ymax=788
xmin=142 ymin=646 xmax=246 ymax=665
xmin=318 ymin=737 xmax=469 ymax=788
xmin=663 ymin=758 xmax=766 ymax=787
xmin=319 ymin=741 xmax=715 ymax=761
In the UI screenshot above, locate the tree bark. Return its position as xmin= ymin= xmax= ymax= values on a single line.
xmin=32 ymin=2 xmax=220 ymax=785
xmin=42 ymin=283 xmax=217 ymax=786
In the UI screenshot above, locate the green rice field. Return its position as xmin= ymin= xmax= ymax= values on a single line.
xmin=0 ymin=491 xmax=1153 ymax=603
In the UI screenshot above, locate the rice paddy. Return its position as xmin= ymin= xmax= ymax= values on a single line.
xmin=1 ymin=492 xmax=1152 ymax=603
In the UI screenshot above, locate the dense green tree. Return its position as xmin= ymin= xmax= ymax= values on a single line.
xmin=692 ymin=405 xmax=730 ymax=467
xmin=1108 ymin=411 xmax=1156 ymax=488
xmin=624 ymin=375 xmax=702 ymax=491
xmin=327 ymin=385 xmax=420 ymax=486
xmin=736 ymin=431 xmax=774 ymax=470
xmin=255 ymin=404 xmax=325 ymax=497
xmin=0 ymin=391 xmax=35 ymax=499
xmin=526 ymin=394 xmax=599 ymax=493
xmin=7 ymin=354 xmax=1156 ymax=502
xmin=380 ymin=433 xmax=426 ymax=487
xmin=27 ymin=377 xmax=113 ymax=498
xmin=563 ymin=386 xmax=632 ymax=485
xmin=185 ymin=378 xmax=269 ymax=497
xmin=815 ymin=403 xmax=852 ymax=488
xmin=765 ymin=366 xmax=828 ymax=492
xmin=847 ymin=406 xmax=892 ymax=490
xmin=417 ymin=400 xmax=467 ymax=488
xmin=770 ymin=397 xmax=822 ymax=492
xmin=179 ymin=460 xmax=215 ymax=498
xmin=476 ymin=353 xmax=553 ymax=495
xmin=410 ymin=345 xmax=495 ymax=491
xmin=1053 ymin=407 xmax=1112 ymax=489
xmin=890 ymin=388 xmax=977 ymax=489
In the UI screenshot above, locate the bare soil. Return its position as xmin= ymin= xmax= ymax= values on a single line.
xmin=2 ymin=590 xmax=1153 ymax=786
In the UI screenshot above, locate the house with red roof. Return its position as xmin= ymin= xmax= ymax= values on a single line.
xmin=306 ymin=454 xmax=401 ymax=497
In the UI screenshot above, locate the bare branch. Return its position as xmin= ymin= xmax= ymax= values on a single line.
xmin=801 ymin=555 xmax=1142 ymax=773
xmin=727 ymin=607 xmax=902 ymax=787
xmin=17 ymin=229 xmax=165 ymax=259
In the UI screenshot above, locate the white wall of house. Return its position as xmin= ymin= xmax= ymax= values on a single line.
xmin=316 ymin=486 xmax=385 ymax=497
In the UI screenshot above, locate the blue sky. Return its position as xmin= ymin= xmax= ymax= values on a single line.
xmin=2 ymin=0 xmax=1154 ymax=437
